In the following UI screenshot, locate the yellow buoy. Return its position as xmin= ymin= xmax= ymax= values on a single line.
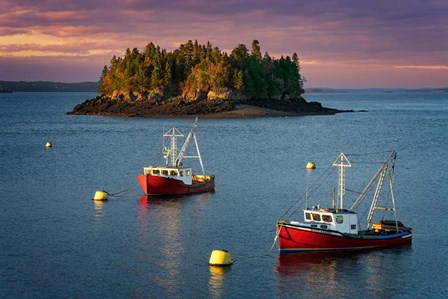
xmin=46 ymin=142 xmax=52 ymax=148
xmin=93 ymin=190 xmax=109 ymax=201
xmin=306 ymin=162 xmax=316 ymax=170
xmin=209 ymin=250 xmax=234 ymax=266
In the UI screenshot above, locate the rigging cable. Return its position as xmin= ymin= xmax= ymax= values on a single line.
xmin=279 ymin=163 xmax=336 ymax=219
xmin=346 ymin=150 xmax=394 ymax=157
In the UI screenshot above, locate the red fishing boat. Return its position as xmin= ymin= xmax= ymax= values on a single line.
xmin=276 ymin=151 xmax=412 ymax=252
xmin=137 ymin=118 xmax=215 ymax=196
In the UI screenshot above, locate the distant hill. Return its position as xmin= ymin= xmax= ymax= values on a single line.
xmin=0 ymin=81 xmax=98 ymax=92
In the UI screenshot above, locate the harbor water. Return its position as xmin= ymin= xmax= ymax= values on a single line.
xmin=1 ymin=91 xmax=447 ymax=298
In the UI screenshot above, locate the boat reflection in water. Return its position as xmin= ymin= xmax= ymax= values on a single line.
xmin=138 ymin=190 xmax=214 ymax=207
xmin=136 ymin=192 xmax=214 ymax=293
xmin=136 ymin=195 xmax=184 ymax=291
xmin=138 ymin=194 xmax=186 ymax=206
xmin=277 ymin=250 xmax=359 ymax=273
xmin=276 ymin=251 xmax=354 ymax=298
xmin=276 ymin=246 xmax=412 ymax=298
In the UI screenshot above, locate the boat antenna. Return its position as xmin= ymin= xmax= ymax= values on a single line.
xmin=332 ymin=187 xmax=336 ymax=209
xmin=332 ymin=153 xmax=351 ymax=210
xmin=305 ymin=171 xmax=309 ymax=208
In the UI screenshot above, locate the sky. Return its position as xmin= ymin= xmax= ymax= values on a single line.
xmin=0 ymin=0 xmax=447 ymax=88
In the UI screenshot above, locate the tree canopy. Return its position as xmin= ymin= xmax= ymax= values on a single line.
xmin=99 ymin=40 xmax=305 ymax=99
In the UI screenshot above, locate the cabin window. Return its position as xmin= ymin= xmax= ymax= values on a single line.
xmin=336 ymin=216 xmax=344 ymax=224
xmin=180 ymin=171 xmax=183 ymax=177
xmin=170 ymin=170 xmax=178 ymax=176
xmin=152 ymin=170 xmax=160 ymax=175
xmin=322 ymin=215 xmax=333 ymax=223
xmin=311 ymin=224 xmax=317 ymax=228
xmin=305 ymin=212 xmax=311 ymax=220
xmin=351 ymin=224 xmax=356 ymax=230
xmin=161 ymin=170 xmax=169 ymax=175
xmin=320 ymin=225 xmax=328 ymax=229
xmin=312 ymin=213 xmax=321 ymax=221
xmin=186 ymin=170 xmax=191 ymax=176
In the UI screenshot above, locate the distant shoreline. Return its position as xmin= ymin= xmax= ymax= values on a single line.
xmin=0 ymin=81 xmax=98 ymax=92
xmin=67 ymin=90 xmax=350 ymax=118
xmin=1 ymin=81 xmax=446 ymax=93
xmin=83 ymin=105 xmax=352 ymax=119
xmin=186 ymin=105 xmax=353 ymax=118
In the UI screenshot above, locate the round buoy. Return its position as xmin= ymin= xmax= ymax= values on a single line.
xmin=306 ymin=162 xmax=316 ymax=170
xmin=209 ymin=249 xmax=234 ymax=266
xmin=46 ymin=142 xmax=52 ymax=148
xmin=93 ymin=190 xmax=109 ymax=201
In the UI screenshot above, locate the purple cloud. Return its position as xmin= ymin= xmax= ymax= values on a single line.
xmin=0 ymin=0 xmax=447 ymax=87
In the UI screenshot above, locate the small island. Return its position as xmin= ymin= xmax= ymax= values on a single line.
xmin=68 ymin=40 xmax=348 ymax=117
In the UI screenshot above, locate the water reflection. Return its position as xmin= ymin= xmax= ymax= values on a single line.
xmin=136 ymin=195 xmax=184 ymax=292
xmin=135 ymin=193 xmax=214 ymax=293
xmin=276 ymin=247 xmax=413 ymax=298
xmin=277 ymin=251 xmax=354 ymax=275
xmin=138 ymin=190 xmax=214 ymax=205
xmin=364 ymin=245 xmax=413 ymax=296
xmin=195 ymin=190 xmax=215 ymax=200
xmin=93 ymin=199 xmax=106 ymax=221
xmin=140 ymin=195 xmax=187 ymax=205
xmin=208 ymin=266 xmax=231 ymax=299
xmin=276 ymin=251 xmax=359 ymax=298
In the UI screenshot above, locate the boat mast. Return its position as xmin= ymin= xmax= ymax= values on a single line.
xmin=163 ymin=128 xmax=184 ymax=167
xmin=366 ymin=155 xmax=397 ymax=229
xmin=389 ymin=167 xmax=399 ymax=232
xmin=345 ymin=151 xmax=398 ymax=230
xmin=350 ymin=151 xmax=397 ymax=210
xmin=175 ymin=118 xmax=206 ymax=174
xmin=332 ymin=153 xmax=351 ymax=209
xmin=192 ymin=134 xmax=205 ymax=174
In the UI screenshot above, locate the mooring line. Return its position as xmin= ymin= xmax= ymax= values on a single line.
xmin=108 ymin=182 xmax=140 ymax=197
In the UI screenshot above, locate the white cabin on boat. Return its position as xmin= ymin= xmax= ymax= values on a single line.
xmin=144 ymin=166 xmax=193 ymax=185
xmin=290 ymin=207 xmax=359 ymax=234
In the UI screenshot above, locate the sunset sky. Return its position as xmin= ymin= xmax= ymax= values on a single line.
xmin=0 ymin=0 xmax=447 ymax=88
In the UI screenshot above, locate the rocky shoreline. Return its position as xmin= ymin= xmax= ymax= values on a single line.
xmin=67 ymin=88 xmax=350 ymax=118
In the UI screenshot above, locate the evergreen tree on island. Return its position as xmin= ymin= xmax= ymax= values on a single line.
xmin=70 ymin=40 xmax=343 ymax=117
xmin=98 ymin=40 xmax=305 ymax=101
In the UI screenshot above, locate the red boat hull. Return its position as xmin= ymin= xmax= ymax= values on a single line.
xmin=277 ymin=222 xmax=412 ymax=252
xmin=137 ymin=174 xmax=215 ymax=196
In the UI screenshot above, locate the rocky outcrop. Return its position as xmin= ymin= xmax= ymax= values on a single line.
xmin=68 ymin=88 xmax=349 ymax=117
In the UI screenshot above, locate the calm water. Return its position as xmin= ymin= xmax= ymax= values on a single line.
xmin=1 ymin=91 xmax=447 ymax=298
